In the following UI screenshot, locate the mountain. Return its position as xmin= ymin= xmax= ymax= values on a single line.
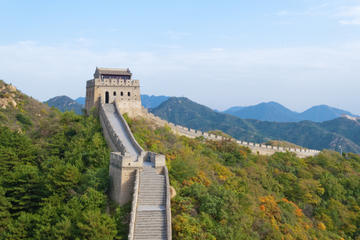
xmin=141 ymin=94 xmax=169 ymax=109
xmin=224 ymin=102 xmax=359 ymax=123
xmin=0 ymin=80 xmax=56 ymax=131
xmin=298 ymin=105 xmax=357 ymax=122
xmin=223 ymin=106 xmax=245 ymax=114
xmin=151 ymin=97 xmax=360 ymax=153
xmin=224 ymin=102 xmax=299 ymax=122
xmin=45 ymin=95 xmax=83 ymax=114
xmin=75 ymin=97 xmax=85 ymax=106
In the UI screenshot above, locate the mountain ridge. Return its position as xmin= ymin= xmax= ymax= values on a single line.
xmin=224 ymin=102 xmax=359 ymax=122
xmin=151 ymin=97 xmax=360 ymax=153
xmin=45 ymin=95 xmax=83 ymax=114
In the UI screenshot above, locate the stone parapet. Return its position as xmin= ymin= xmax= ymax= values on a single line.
xmin=99 ymin=105 xmax=126 ymax=153
xmin=128 ymin=169 xmax=140 ymax=240
xmin=113 ymin=101 xmax=144 ymax=160
xmin=110 ymin=152 xmax=143 ymax=168
xmin=141 ymin=111 xmax=321 ymax=158
xmin=164 ymin=166 xmax=172 ymax=240
xmin=87 ymin=78 xmax=140 ymax=87
xmin=147 ymin=152 xmax=166 ymax=168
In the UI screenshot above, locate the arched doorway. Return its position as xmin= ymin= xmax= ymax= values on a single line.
xmin=105 ymin=91 xmax=109 ymax=103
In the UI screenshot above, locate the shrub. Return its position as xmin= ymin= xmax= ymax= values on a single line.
xmin=16 ymin=113 xmax=32 ymax=126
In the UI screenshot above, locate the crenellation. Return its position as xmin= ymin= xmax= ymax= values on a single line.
xmin=86 ymin=67 xmax=142 ymax=115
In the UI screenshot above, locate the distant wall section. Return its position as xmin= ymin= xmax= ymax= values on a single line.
xmin=138 ymin=109 xmax=321 ymax=158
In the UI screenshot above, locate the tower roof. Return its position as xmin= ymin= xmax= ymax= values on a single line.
xmin=95 ymin=67 xmax=132 ymax=77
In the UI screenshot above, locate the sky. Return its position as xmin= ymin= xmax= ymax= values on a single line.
xmin=0 ymin=0 xmax=360 ymax=114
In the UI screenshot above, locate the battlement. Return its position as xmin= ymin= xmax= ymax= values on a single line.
xmin=86 ymin=79 xmax=140 ymax=88
xmin=142 ymin=110 xmax=321 ymax=158
xmin=85 ymin=67 xmax=141 ymax=113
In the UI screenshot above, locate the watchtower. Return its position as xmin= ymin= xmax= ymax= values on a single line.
xmin=85 ymin=67 xmax=142 ymax=115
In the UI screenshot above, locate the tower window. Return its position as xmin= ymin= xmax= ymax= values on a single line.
xmin=105 ymin=91 xmax=109 ymax=104
xmin=128 ymin=92 xmax=131 ymax=96
xmin=113 ymin=91 xmax=116 ymax=96
xmin=121 ymin=91 xmax=123 ymax=96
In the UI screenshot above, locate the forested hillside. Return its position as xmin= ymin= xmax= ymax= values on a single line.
xmin=2 ymin=79 xmax=360 ymax=239
xmin=0 ymin=80 xmax=128 ymax=239
xmin=151 ymin=97 xmax=360 ymax=153
xmin=126 ymin=115 xmax=360 ymax=240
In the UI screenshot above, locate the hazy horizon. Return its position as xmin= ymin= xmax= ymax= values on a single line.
xmin=1 ymin=1 xmax=359 ymax=114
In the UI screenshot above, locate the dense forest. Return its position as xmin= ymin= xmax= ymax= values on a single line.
xmin=127 ymin=115 xmax=360 ymax=240
xmin=0 ymin=113 xmax=129 ymax=239
xmin=0 ymin=80 xmax=129 ymax=239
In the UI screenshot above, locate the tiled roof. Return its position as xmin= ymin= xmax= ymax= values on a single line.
xmin=96 ymin=67 xmax=132 ymax=76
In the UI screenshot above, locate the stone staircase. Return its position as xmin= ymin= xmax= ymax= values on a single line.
xmin=134 ymin=165 xmax=167 ymax=240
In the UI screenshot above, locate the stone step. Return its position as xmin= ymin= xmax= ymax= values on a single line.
xmin=135 ymin=166 xmax=168 ymax=240
xmin=140 ymin=183 xmax=165 ymax=186
xmin=139 ymin=190 xmax=165 ymax=193
xmin=140 ymin=176 xmax=165 ymax=179
xmin=139 ymin=192 xmax=165 ymax=195
xmin=139 ymin=201 xmax=166 ymax=205
xmin=139 ymin=195 xmax=165 ymax=198
xmin=139 ymin=196 xmax=165 ymax=199
xmin=140 ymin=178 xmax=165 ymax=181
xmin=134 ymin=235 xmax=166 ymax=240
xmin=139 ymin=197 xmax=165 ymax=200
xmin=135 ymin=223 xmax=165 ymax=227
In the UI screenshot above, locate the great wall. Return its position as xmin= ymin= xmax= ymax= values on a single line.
xmin=86 ymin=67 xmax=321 ymax=240
xmin=143 ymin=111 xmax=320 ymax=158
xmin=99 ymin=101 xmax=171 ymax=240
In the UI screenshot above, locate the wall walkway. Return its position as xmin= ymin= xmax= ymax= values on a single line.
xmin=142 ymin=110 xmax=321 ymax=158
xmin=99 ymin=103 xmax=171 ymax=240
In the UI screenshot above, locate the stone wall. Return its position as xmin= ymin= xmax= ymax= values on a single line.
xmin=140 ymin=109 xmax=321 ymax=158
xmin=86 ymin=78 xmax=141 ymax=113
xmin=128 ymin=169 xmax=140 ymax=240
xmin=99 ymin=105 xmax=127 ymax=153
xmin=164 ymin=166 xmax=172 ymax=240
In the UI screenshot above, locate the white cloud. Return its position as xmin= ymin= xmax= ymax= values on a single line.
xmin=337 ymin=5 xmax=360 ymax=25
xmin=276 ymin=2 xmax=360 ymax=26
xmin=165 ymin=31 xmax=191 ymax=40
xmin=0 ymin=41 xmax=359 ymax=114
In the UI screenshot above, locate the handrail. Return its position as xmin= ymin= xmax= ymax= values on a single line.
xmin=128 ymin=169 xmax=140 ymax=240
xmin=164 ymin=166 xmax=172 ymax=240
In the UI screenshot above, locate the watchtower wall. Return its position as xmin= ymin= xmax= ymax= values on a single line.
xmin=85 ymin=68 xmax=142 ymax=114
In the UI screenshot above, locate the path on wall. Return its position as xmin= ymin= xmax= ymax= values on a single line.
xmin=102 ymin=104 xmax=140 ymax=157
xmin=100 ymin=103 xmax=170 ymax=240
xmin=134 ymin=165 xmax=167 ymax=239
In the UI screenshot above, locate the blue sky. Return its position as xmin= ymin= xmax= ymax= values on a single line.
xmin=1 ymin=0 xmax=360 ymax=114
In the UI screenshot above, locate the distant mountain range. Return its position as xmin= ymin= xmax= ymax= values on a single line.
xmin=224 ymin=102 xmax=359 ymax=122
xmin=46 ymin=94 xmax=359 ymax=124
xmin=137 ymin=95 xmax=360 ymax=123
xmin=75 ymin=97 xmax=85 ymax=106
xmin=151 ymin=97 xmax=360 ymax=153
xmin=141 ymin=95 xmax=169 ymax=109
xmin=45 ymin=94 xmax=360 ymax=153
xmin=45 ymin=96 xmax=83 ymax=115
